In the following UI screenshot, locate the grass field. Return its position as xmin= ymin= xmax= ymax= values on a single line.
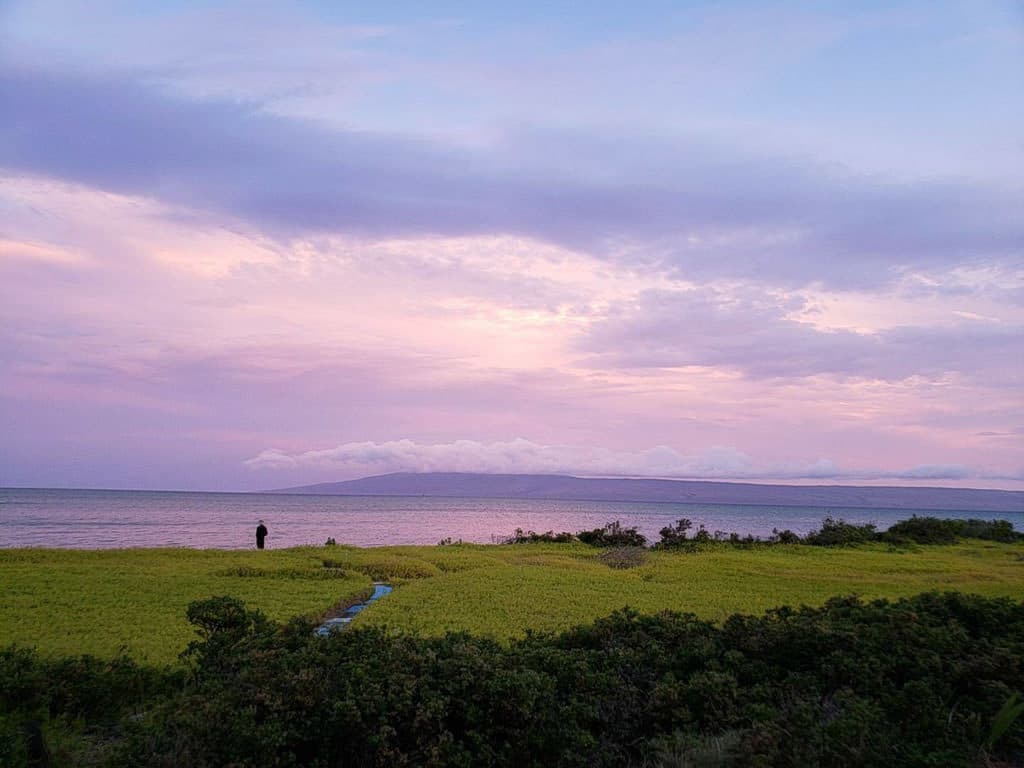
xmin=0 ymin=548 xmax=372 ymax=663
xmin=2 ymin=540 xmax=1023 ymax=663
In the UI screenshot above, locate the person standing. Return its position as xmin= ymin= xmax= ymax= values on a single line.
xmin=256 ymin=520 xmax=268 ymax=550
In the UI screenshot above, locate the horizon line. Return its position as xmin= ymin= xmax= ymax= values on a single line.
xmin=3 ymin=470 xmax=1024 ymax=496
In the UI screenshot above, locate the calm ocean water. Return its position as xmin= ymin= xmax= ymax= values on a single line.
xmin=1 ymin=488 xmax=1022 ymax=549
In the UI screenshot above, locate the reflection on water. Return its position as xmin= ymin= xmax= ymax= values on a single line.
xmin=1 ymin=488 xmax=1021 ymax=549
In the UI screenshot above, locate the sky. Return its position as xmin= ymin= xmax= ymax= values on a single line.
xmin=1 ymin=0 xmax=1022 ymax=492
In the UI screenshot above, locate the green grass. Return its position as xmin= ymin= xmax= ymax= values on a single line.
xmin=0 ymin=547 xmax=372 ymax=663
xmin=2 ymin=541 xmax=1023 ymax=663
xmin=359 ymin=541 xmax=1024 ymax=636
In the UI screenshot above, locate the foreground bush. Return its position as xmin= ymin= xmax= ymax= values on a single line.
xmin=0 ymin=648 xmax=182 ymax=766
xmin=3 ymin=592 xmax=1023 ymax=767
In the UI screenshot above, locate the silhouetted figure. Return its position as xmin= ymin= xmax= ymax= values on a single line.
xmin=256 ymin=520 xmax=268 ymax=550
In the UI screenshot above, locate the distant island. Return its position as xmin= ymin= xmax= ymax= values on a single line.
xmin=271 ymin=472 xmax=1024 ymax=513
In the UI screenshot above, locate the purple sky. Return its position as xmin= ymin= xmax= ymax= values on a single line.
xmin=1 ymin=1 xmax=1022 ymax=491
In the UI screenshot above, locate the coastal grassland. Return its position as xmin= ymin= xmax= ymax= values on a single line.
xmin=356 ymin=540 xmax=1024 ymax=637
xmin=0 ymin=547 xmax=372 ymax=663
xmin=2 ymin=540 xmax=1023 ymax=662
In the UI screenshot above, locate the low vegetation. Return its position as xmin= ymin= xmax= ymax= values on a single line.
xmin=503 ymin=527 xmax=575 ymax=544
xmin=509 ymin=515 xmax=1023 ymax=550
xmin=2 ymin=517 xmax=1023 ymax=662
xmin=2 ymin=592 xmax=1022 ymax=766
xmin=362 ymin=538 xmax=1024 ymax=638
xmin=596 ymin=545 xmax=647 ymax=569
xmin=884 ymin=516 xmax=1020 ymax=545
xmin=576 ymin=520 xmax=648 ymax=547
xmin=1 ymin=516 xmax=1022 ymax=764
xmin=0 ymin=548 xmax=372 ymax=662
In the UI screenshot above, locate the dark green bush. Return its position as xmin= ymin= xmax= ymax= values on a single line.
xmin=771 ymin=528 xmax=802 ymax=544
xmin=882 ymin=516 xmax=963 ymax=544
xmin=576 ymin=520 xmax=647 ymax=547
xmin=655 ymin=518 xmax=694 ymax=549
xmin=509 ymin=515 xmax=1016 ymax=551
xmin=726 ymin=531 xmax=759 ymax=549
xmin=3 ymin=592 xmax=1024 ymax=766
xmin=504 ymin=528 xmax=575 ymax=544
xmin=805 ymin=516 xmax=878 ymax=546
xmin=0 ymin=716 xmax=27 ymax=768
xmin=957 ymin=518 xmax=1020 ymax=543
xmin=808 ymin=516 xmax=1021 ymax=547
xmin=0 ymin=646 xmax=182 ymax=766
xmin=692 ymin=525 xmax=712 ymax=544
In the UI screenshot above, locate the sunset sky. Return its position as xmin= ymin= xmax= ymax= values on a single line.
xmin=1 ymin=1 xmax=1022 ymax=491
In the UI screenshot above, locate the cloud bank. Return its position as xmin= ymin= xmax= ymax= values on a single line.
xmin=244 ymin=438 xmax=979 ymax=483
xmin=2 ymin=66 xmax=1021 ymax=290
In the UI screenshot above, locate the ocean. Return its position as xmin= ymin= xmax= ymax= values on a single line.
xmin=2 ymin=487 xmax=1022 ymax=549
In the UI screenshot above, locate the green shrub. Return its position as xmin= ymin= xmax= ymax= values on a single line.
xmin=692 ymin=525 xmax=712 ymax=544
xmin=0 ymin=646 xmax=182 ymax=765
xmin=655 ymin=518 xmax=694 ymax=550
xmin=503 ymin=528 xmax=575 ymax=544
xmin=725 ymin=531 xmax=759 ymax=549
xmin=882 ymin=516 xmax=962 ymax=544
xmin=958 ymin=518 xmax=1020 ymax=543
xmin=0 ymin=715 xmax=29 ymax=768
xmin=771 ymin=528 xmax=802 ymax=544
xmin=805 ymin=517 xmax=878 ymax=546
xmin=880 ymin=517 xmax=1021 ymax=546
xmin=4 ymin=592 xmax=1024 ymax=766
xmin=577 ymin=520 xmax=647 ymax=548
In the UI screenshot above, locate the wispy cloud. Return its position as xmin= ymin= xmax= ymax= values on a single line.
xmin=577 ymin=287 xmax=1023 ymax=382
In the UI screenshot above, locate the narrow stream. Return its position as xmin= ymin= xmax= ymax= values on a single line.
xmin=315 ymin=582 xmax=393 ymax=636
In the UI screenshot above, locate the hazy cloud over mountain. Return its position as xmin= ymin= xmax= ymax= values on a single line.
xmin=244 ymin=438 xmax=989 ymax=483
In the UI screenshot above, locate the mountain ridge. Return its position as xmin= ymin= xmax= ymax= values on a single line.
xmin=270 ymin=472 xmax=1024 ymax=513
